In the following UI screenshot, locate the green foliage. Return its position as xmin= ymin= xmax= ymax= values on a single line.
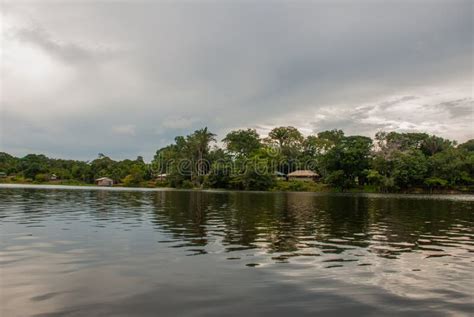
xmin=267 ymin=126 xmax=304 ymax=149
xmin=34 ymin=173 xmax=50 ymax=182
xmin=317 ymin=129 xmax=345 ymax=146
xmin=376 ymin=131 xmax=429 ymax=152
xmin=427 ymin=147 xmax=473 ymax=186
xmin=122 ymin=165 xmax=145 ymax=187
xmin=265 ymin=126 xmax=304 ymax=174
xmin=371 ymin=131 xmax=469 ymax=191
xmin=0 ymin=152 xmax=19 ymax=174
xmin=180 ymin=180 xmax=195 ymax=189
xmin=420 ymin=135 xmax=455 ymax=156
xmin=458 ymin=139 xmax=474 ymax=152
xmin=151 ymin=127 xmax=216 ymax=187
xmin=2 ymin=128 xmax=472 ymax=193
xmin=205 ymin=162 xmax=233 ymax=189
xmin=424 ymin=177 xmax=448 ymax=188
xmin=229 ymin=156 xmax=276 ymax=191
xmin=223 ymin=129 xmax=261 ymax=157
xmin=367 ymin=169 xmax=395 ymax=192
xmin=319 ymin=135 xmax=372 ymax=189
xmin=391 ymin=150 xmax=428 ymax=188
xmin=325 ymin=170 xmax=353 ymax=189
xmin=273 ymin=180 xmax=325 ymax=192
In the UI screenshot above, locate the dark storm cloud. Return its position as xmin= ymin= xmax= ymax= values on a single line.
xmin=1 ymin=0 xmax=472 ymax=160
xmin=431 ymin=99 xmax=473 ymax=119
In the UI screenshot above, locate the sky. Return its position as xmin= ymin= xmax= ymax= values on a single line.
xmin=1 ymin=0 xmax=473 ymax=161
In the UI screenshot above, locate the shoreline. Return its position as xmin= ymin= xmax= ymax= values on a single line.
xmin=1 ymin=181 xmax=472 ymax=196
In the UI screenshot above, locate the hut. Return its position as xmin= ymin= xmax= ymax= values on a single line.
xmin=287 ymin=170 xmax=318 ymax=182
xmin=156 ymin=173 xmax=167 ymax=182
xmin=50 ymin=174 xmax=58 ymax=181
xmin=95 ymin=177 xmax=114 ymax=187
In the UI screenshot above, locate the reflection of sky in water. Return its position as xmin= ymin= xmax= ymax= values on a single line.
xmin=0 ymin=186 xmax=473 ymax=316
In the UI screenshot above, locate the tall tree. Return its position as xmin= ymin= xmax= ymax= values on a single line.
xmin=266 ymin=126 xmax=304 ymax=173
xmin=320 ymin=135 xmax=372 ymax=189
xmin=188 ymin=127 xmax=216 ymax=183
xmin=223 ymin=129 xmax=261 ymax=157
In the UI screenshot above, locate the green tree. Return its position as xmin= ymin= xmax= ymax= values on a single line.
xmin=122 ymin=164 xmax=145 ymax=187
xmin=420 ymin=135 xmax=455 ymax=156
xmin=267 ymin=126 xmax=304 ymax=151
xmin=0 ymin=152 xmax=18 ymax=175
xmin=231 ymin=155 xmax=276 ymax=191
xmin=458 ymin=139 xmax=474 ymax=152
xmin=266 ymin=126 xmax=304 ymax=173
xmin=188 ymin=127 xmax=216 ymax=185
xmin=320 ymin=135 xmax=372 ymax=189
xmin=391 ymin=150 xmax=428 ymax=188
xmin=427 ymin=148 xmax=473 ymax=186
xmin=223 ymin=129 xmax=261 ymax=157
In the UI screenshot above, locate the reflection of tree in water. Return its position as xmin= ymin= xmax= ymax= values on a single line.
xmin=88 ymin=190 xmax=151 ymax=224
xmin=150 ymin=191 xmax=209 ymax=246
xmin=145 ymin=191 xmax=473 ymax=260
xmin=1 ymin=188 xmax=472 ymax=261
xmin=362 ymin=198 xmax=474 ymax=258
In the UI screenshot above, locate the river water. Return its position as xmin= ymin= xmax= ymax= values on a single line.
xmin=0 ymin=185 xmax=473 ymax=316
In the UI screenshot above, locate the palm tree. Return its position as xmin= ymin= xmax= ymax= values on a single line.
xmin=188 ymin=127 xmax=216 ymax=185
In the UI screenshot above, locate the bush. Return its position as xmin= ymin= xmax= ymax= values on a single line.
xmin=367 ymin=169 xmax=396 ymax=192
xmin=272 ymin=180 xmax=327 ymax=192
xmin=179 ymin=180 xmax=195 ymax=189
xmin=34 ymin=173 xmax=49 ymax=182
xmin=205 ymin=165 xmax=232 ymax=189
xmin=325 ymin=170 xmax=354 ymax=190
xmin=424 ymin=177 xmax=448 ymax=189
xmin=155 ymin=180 xmax=168 ymax=187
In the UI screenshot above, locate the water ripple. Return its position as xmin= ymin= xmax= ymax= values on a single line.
xmin=0 ymin=186 xmax=473 ymax=316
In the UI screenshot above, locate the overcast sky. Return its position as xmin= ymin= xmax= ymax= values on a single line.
xmin=1 ymin=0 xmax=472 ymax=161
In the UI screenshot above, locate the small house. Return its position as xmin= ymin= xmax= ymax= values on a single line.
xmin=50 ymin=174 xmax=58 ymax=181
xmin=287 ymin=170 xmax=318 ymax=182
xmin=95 ymin=177 xmax=114 ymax=186
xmin=156 ymin=173 xmax=167 ymax=182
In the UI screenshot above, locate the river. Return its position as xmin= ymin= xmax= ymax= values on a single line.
xmin=0 ymin=185 xmax=473 ymax=316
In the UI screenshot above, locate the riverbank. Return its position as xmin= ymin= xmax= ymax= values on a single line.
xmin=1 ymin=178 xmax=472 ymax=195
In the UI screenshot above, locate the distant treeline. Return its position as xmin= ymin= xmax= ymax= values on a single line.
xmin=1 ymin=127 xmax=473 ymax=192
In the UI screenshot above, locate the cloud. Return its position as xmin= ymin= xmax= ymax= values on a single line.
xmin=431 ymin=98 xmax=473 ymax=119
xmin=15 ymin=26 xmax=95 ymax=64
xmin=0 ymin=1 xmax=472 ymax=160
xmin=304 ymin=90 xmax=473 ymax=138
xmin=161 ymin=117 xmax=199 ymax=130
xmin=112 ymin=124 xmax=136 ymax=136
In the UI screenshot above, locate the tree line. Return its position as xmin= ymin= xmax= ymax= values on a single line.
xmin=1 ymin=127 xmax=473 ymax=192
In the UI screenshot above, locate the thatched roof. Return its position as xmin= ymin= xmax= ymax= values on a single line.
xmin=287 ymin=170 xmax=318 ymax=177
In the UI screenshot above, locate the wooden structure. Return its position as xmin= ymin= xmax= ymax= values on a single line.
xmin=287 ymin=170 xmax=318 ymax=182
xmin=156 ymin=173 xmax=168 ymax=182
xmin=95 ymin=177 xmax=114 ymax=186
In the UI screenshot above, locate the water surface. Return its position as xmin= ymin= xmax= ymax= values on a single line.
xmin=0 ymin=185 xmax=473 ymax=316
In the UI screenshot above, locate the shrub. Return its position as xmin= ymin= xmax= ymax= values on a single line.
xmin=34 ymin=173 xmax=49 ymax=182
xmin=180 ymin=180 xmax=194 ymax=189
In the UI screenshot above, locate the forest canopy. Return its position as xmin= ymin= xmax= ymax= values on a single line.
xmin=1 ymin=127 xmax=473 ymax=192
